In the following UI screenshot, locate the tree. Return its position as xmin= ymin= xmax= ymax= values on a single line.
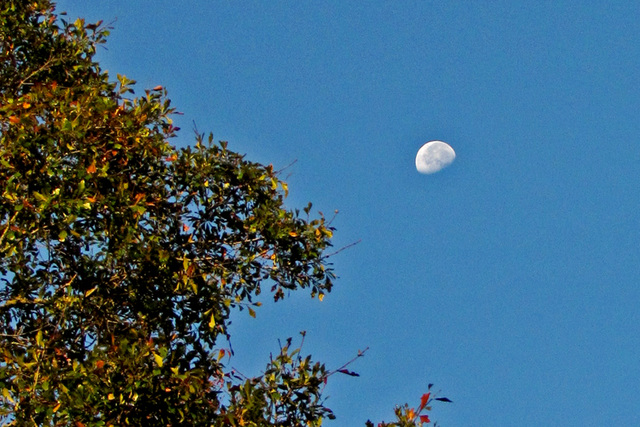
xmin=0 ymin=2 xmax=448 ymax=425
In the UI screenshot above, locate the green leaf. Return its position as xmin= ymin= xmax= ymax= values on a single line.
xmin=33 ymin=191 xmax=49 ymax=203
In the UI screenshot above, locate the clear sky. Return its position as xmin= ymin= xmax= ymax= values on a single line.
xmin=55 ymin=1 xmax=640 ymax=425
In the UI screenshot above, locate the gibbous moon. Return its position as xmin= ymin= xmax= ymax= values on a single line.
xmin=415 ymin=140 xmax=456 ymax=174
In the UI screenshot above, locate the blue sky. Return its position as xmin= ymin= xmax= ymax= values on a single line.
xmin=56 ymin=1 xmax=640 ymax=425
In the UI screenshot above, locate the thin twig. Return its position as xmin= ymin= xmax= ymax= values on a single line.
xmin=17 ymin=56 xmax=56 ymax=89
xmin=322 ymin=239 xmax=361 ymax=259
xmin=275 ymin=159 xmax=297 ymax=175
xmin=328 ymin=346 xmax=369 ymax=377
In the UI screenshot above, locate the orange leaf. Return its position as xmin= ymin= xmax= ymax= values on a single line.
xmin=8 ymin=116 xmax=19 ymax=124
xmin=22 ymin=102 xmax=31 ymax=109
xmin=86 ymin=162 xmax=96 ymax=174
xmin=96 ymin=360 xmax=105 ymax=369
xmin=153 ymin=85 xmax=163 ymax=91
xmin=134 ymin=193 xmax=145 ymax=204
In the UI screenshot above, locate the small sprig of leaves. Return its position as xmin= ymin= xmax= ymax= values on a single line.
xmin=366 ymin=383 xmax=453 ymax=426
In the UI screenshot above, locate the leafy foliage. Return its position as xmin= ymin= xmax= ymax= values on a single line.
xmin=0 ymin=2 xmax=335 ymax=424
xmin=0 ymin=1 xmax=450 ymax=425
xmin=366 ymin=385 xmax=452 ymax=427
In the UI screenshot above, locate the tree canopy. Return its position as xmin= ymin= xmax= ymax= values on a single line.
xmin=0 ymin=1 xmax=448 ymax=425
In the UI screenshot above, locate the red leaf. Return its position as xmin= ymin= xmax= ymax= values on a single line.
xmin=420 ymin=414 xmax=431 ymax=423
xmin=420 ymin=392 xmax=431 ymax=408
xmin=337 ymin=369 xmax=359 ymax=377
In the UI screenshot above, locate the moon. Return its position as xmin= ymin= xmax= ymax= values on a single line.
xmin=415 ymin=140 xmax=456 ymax=174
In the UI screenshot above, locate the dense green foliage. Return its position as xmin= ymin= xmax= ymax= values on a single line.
xmin=0 ymin=2 xmax=448 ymax=425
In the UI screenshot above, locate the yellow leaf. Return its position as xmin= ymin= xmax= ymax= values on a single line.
xmin=33 ymin=191 xmax=48 ymax=202
xmin=53 ymin=402 xmax=61 ymax=412
xmin=153 ymin=352 xmax=164 ymax=367
xmin=248 ymin=307 xmax=256 ymax=318
xmin=2 ymin=388 xmax=14 ymax=403
xmin=208 ymin=314 xmax=216 ymax=329
xmin=318 ymin=293 xmax=324 ymax=302
xmin=107 ymin=393 xmax=115 ymax=400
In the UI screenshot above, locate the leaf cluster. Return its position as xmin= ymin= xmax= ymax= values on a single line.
xmin=366 ymin=385 xmax=452 ymax=427
xmin=0 ymin=1 xmax=336 ymax=425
